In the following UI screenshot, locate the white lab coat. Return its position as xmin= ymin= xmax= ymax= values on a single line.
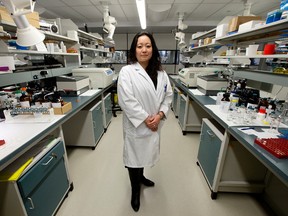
xmin=117 ymin=62 xmax=173 ymax=167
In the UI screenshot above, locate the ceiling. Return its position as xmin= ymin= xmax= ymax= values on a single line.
xmin=34 ymin=0 xmax=280 ymax=34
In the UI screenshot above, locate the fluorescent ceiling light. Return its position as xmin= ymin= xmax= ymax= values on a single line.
xmin=136 ymin=0 xmax=146 ymax=29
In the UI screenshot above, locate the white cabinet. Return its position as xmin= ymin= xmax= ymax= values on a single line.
xmin=62 ymin=98 xmax=104 ymax=150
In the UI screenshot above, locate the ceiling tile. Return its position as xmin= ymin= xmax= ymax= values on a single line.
xmin=209 ymin=3 xmax=245 ymax=18
xmin=251 ymin=2 xmax=279 ymax=14
xmin=202 ymin=0 xmax=230 ymax=3
xmin=47 ymin=6 xmax=85 ymax=20
xmin=61 ymin=0 xmax=92 ymax=6
xmin=90 ymin=0 xmax=120 ymax=5
xmin=188 ymin=4 xmax=226 ymax=19
xmin=172 ymin=0 xmax=202 ymax=3
xmin=146 ymin=0 xmax=175 ymax=3
xmin=121 ymin=4 xmax=139 ymax=20
xmin=168 ymin=4 xmax=199 ymax=18
xmin=72 ymin=6 xmax=102 ymax=19
xmin=118 ymin=0 xmax=135 ymax=4
xmin=36 ymin=0 xmax=66 ymax=8
xmin=33 ymin=0 xmax=281 ymax=33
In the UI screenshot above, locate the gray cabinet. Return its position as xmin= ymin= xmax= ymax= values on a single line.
xmin=62 ymin=99 xmax=104 ymax=150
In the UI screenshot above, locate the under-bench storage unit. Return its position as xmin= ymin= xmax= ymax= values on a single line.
xmin=62 ymin=97 xmax=104 ymax=150
xmin=0 ymin=138 xmax=70 ymax=216
xmin=197 ymin=118 xmax=268 ymax=199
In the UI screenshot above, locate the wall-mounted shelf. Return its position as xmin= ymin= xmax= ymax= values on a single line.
xmin=80 ymin=46 xmax=109 ymax=53
xmin=42 ymin=31 xmax=78 ymax=43
xmin=216 ymin=19 xmax=288 ymax=44
xmin=189 ymin=42 xmax=221 ymax=52
xmin=77 ymin=29 xmax=103 ymax=41
xmin=193 ymin=28 xmax=216 ymax=40
xmin=233 ymin=69 xmax=288 ymax=87
xmin=0 ymin=49 xmax=79 ymax=56
xmin=214 ymin=54 xmax=288 ymax=59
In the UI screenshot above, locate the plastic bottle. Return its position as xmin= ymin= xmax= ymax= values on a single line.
xmin=220 ymin=93 xmax=230 ymax=113
xmin=256 ymin=106 xmax=266 ymax=122
xmin=60 ymin=41 xmax=67 ymax=53
xmin=230 ymin=91 xmax=239 ymax=109
xmin=263 ymin=105 xmax=273 ymax=125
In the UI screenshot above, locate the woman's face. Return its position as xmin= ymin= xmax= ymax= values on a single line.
xmin=135 ymin=35 xmax=153 ymax=67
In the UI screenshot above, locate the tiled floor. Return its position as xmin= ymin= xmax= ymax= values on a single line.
xmin=56 ymin=111 xmax=274 ymax=216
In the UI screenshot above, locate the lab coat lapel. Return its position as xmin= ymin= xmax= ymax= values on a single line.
xmin=134 ymin=63 xmax=156 ymax=92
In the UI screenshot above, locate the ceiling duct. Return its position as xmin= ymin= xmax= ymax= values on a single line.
xmin=148 ymin=4 xmax=171 ymax=23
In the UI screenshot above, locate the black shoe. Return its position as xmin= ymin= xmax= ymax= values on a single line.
xmin=131 ymin=190 xmax=140 ymax=212
xmin=142 ymin=176 xmax=155 ymax=187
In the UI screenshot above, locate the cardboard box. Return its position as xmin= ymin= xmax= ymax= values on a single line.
xmin=0 ymin=6 xmax=14 ymax=23
xmin=26 ymin=12 xmax=40 ymax=21
xmin=28 ymin=19 xmax=40 ymax=29
xmin=53 ymin=102 xmax=72 ymax=115
xmin=228 ymin=16 xmax=262 ymax=33
xmin=204 ymin=37 xmax=212 ymax=45
xmin=0 ymin=7 xmax=39 ymax=28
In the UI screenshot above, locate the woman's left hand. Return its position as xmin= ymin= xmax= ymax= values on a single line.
xmin=145 ymin=114 xmax=161 ymax=131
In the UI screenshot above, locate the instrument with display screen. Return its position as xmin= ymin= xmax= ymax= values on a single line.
xmin=72 ymin=67 xmax=114 ymax=89
xmin=178 ymin=67 xmax=222 ymax=88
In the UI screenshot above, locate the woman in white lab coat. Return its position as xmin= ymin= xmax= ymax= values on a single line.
xmin=117 ymin=32 xmax=172 ymax=212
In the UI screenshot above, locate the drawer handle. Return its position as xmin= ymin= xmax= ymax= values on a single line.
xmin=42 ymin=156 xmax=54 ymax=166
xmin=28 ymin=197 xmax=35 ymax=209
xmin=207 ymin=130 xmax=215 ymax=137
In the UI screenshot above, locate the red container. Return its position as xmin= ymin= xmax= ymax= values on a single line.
xmin=263 ymin=44 xmax=276 ymax=55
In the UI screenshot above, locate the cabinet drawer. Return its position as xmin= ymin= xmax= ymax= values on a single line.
xmin=18 ymin=141 xmax=65 ymax=197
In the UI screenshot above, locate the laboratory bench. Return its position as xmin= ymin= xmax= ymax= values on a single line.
xmin=169 ymin=76 xmax=288 ymax=216
xmin=0 ymin=84 xmax=114 ymax=216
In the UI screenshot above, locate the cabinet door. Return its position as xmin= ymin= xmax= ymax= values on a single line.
xmin=173 ymin=88 xmax=178 ymax=112
xmin=178 ymin=94 xmax=187 ymax=128
xmin=104 ymin=93 xmax=112 ymax=126
xmin=172 ymin=87 xmax=180 ymax=117
xmin=92 ymin=101 xmax=104 ymax=144
xmin=23 ymin=160 xmax=68 ymax=216
xmin=197 ymin=120 xmax=222 ymax=187
xmin=18 ymin=142 xmax=69 ymax=216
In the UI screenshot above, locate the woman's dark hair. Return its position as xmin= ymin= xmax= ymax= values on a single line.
xmin=128 ymin=31 xmax=162 ymax=82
